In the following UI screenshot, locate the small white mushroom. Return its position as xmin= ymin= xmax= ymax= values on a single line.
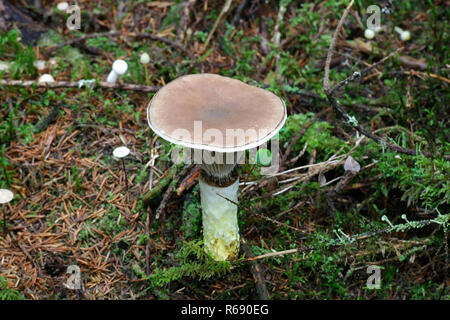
xmin=364 ymin=29 xmax=376 ymax=40
xmin=113 ymin=146 xmax=130 ymax=159
xmin=394 ymin=27 xmax=411 ymax=41
xmin=38 ymin=74 xmax=55 ymax=84
xmin=0 ymin=189 xmax=13 ymax=204
xmin=48 ymin=58 xmax=58 ymax=67
xmin=140 ymin=53 xmax=151 ymax=85
xmin=140 ymin=53 xmax=151 ymax=65
xmin=33 ymin=60 xmax=47 ymax=71
xmin=113 ymin=146 xmax=130 ymax=191
xmin=57 ymin=2 xmax=69 ymax=11
xmin=0 ymin=61 xmax=10 ymax=72
xmin=106 ymin=59 xmax=128 ymax=83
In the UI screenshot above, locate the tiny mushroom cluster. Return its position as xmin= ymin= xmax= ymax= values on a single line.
xmin=363 ymin=25 xmax=411 ymax=42
xmin=146 ymin=74 xmax=286 ymax=261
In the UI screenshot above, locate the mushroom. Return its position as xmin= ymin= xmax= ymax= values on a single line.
xmin=57 ymin=2 xmax=69 ymax=11
xmin=364 ymin=29 xmax=376 ymax=40
xmin=0 ymin=61 xmax=10 ymax=72
xmin=146 ymin=73 xmax=286 ymax=261
xmin=0 ymin=189 xmax=14 ymax=234
xmin=140 ymin=53 xmax=151 ymax=65
xmin=113 ymin=146 xmax=131 ymax=191
xmin=34 ymin=60 xmax=47 ymax=71
xmin=394 ymin=27 xmax=411 ymax=41
xmin=38 ymin=74 xmax=55 ymax=84
xmin=140 ymin=53 xmax=151 ymax=85
xmin=106 ymin=59 xmax=128 ymax=83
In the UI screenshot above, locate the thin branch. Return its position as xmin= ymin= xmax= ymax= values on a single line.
xmin=323 ymin=0 xmax=354 ymax=94
xmin=232 ymin=0 xmax=249 ymax=26
xmin=243 ymin=218 xmax=439 ymax=263
xmin=0 ymin=79 xmax=160 ymax=93
xmin=155 ymin=165 xmax=192 ymax=219
xmin=145 ymin=206 xmax=152 ymax=276
xmin=241 ymin=237 xmax=270 ymax=300
xmin=243 ymin=247 xmax=306 ymax=262
xmin=203 ymin=0 xmax=233 ymax=50
xmin=330 ymin=47 xmax=403 ymax=94
xmin=177 ymin=0 xmax=197 ymax=42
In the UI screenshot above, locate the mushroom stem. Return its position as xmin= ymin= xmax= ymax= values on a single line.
xmin=106 ymin=70 xmax=118 ymax=83
xmin=106 ymin=60 xmax=128 ymax=84
xmin=196 ymin=152 xmax=242 ymax=261
xmin=2 ymin=206 xmax=6 ymax=235
xmin=394 ymin=26 xmax=404 ymax=35
xmin=121 ymin=158 xmax=129 ymax=191
xmin=199 ymin=175 xmax=240 ymax=261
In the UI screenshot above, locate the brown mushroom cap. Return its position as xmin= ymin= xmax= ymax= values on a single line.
xmin=147 ymin=74 xmax=286 ymax=152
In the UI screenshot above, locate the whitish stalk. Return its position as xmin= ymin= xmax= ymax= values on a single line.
xmin=199 ymin=177 xmax=240 ymax=261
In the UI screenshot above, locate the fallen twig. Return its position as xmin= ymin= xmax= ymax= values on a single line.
xmin=329 ymin=48 xmax=403 ymax=95
xmin=155 ymin=165 xmax=193 ymax=219
xmin=323 ymin=0 xmax=354 ymax=93
xmin=145 ymin=206 xmax=152 ymax=276
xmin=142 ymin=165 xmax=177 ymax=206
xmin=176 ymin=165 xmax=201 ymax=196
xmin=272 ymin=0 xmax=289 ymax=81
xmin=203 ymin=0 xmax=233 ymax=50
xmin=243 ymin=247 xmax=307 ymax=262
xmin=231 ymin=0 xmax=249 ymax=26
xmin=34 ymin=103 xmax=61 ymax=133
xmin=0 ymin=79 xmax=160 ymax=92
xmin=242 ymin=217 xmax=441 ymax=263
xmin=241 ymin=237 xmax=270 ymax=300
xmin=177 ymin=0 xmax=197 ymax=42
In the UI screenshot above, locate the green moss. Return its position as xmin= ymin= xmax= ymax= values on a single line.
xmin=0 ymin=277 xmax=23 ymax=300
